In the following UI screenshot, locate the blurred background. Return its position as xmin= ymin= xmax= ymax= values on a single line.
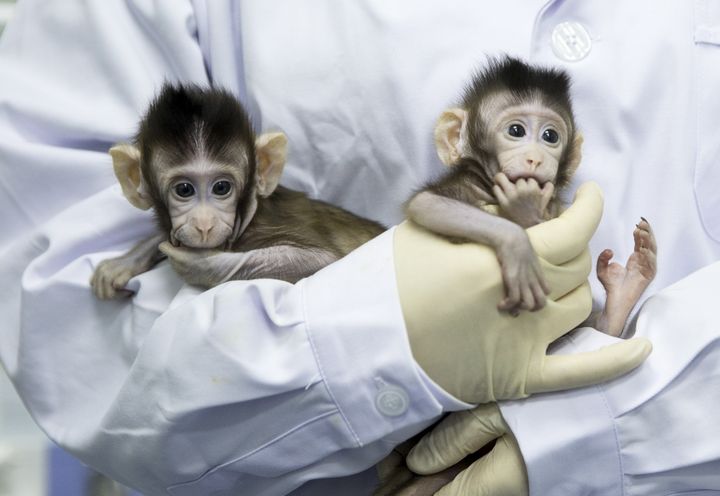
xmin=0 ymin=2 xmax=137 ymax=494
xmin=0 ymin=0 xmax=12 ymax=34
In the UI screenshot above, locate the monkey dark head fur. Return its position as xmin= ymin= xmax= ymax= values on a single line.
xmin=460 ymin=56 xmax=579 ymax=190
xmin=136 ymin=84 xmax=258 ymax=246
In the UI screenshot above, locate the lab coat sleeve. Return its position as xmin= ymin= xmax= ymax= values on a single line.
xmin=0 ymin=2 xmax=465 ymax=495
xmin=500 ymin=262 xmax=720 ymax=496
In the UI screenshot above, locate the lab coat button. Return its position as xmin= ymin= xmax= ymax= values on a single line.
xmin=551 ymin=21 xmax=592 ymax=62
xmin=375 ymin=386 xmax=409 ymax=417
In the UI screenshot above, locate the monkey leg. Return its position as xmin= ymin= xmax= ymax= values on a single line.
xmin=595 ymin=218 xmax=657 ymax=336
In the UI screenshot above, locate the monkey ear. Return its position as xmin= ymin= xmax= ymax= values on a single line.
xmin=565 ymin=132 xmax=584 ymax=177
xmin=255 ymin=132 xmax=288 ymax=197
xmin=434 ymin=108 xmax=468 ymax=166
xmin=109 ymin=143 xmax=153 ymax=210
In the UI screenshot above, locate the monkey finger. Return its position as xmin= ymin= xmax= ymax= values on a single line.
xmin=639 ymin=247 xmax=658 ymax=276
xmin=540 ymin=182 xmax=554 ymax=209
xmin=524 ymin=265 xmax=547 ymax=310
xmin=493 ymin=172 xmax=516 ymax=194
xmin=640 ymin=246 xmax=657 ymax=264
xmin=528 ymin=272 xmax=549 ymax=310
xmin=493 ymin=184 xmax=509 ymax=206
xmin=633 ymin=228 xmax=654 ymax=253
xmin=533 ymin=261 xmax=551 ymax=295
xmin=636 ymin=224 xmax=658 ymax=253
xmin=493 ymin=172 xmax=509 ymax=185
xmin=596 ymin=249 xmax=614 ymax=272
xmin=158 ymin=241 xmax=178 ymax=257
xmin=519 ymin=281 xmax=536 ymax=311
xmin=641 ymin=217 xmax=657 ymax=242
xmin=530 ymin=285 xmax=547 ymax=311
xmin=159 ymin=241 xmax=196 ymax=264
xmin=498 ymin=271 xmax=522 ymax=311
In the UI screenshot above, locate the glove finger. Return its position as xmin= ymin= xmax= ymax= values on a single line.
xmin=407 ymin=404 xmax=505 ymax=475
xmin=527 ymin=182 xmax=603 ymax=265
xmin=540 ymin=248 xmax=592 ymax=301
xmin=537 ymin=282 xmax=593 ymax=342
xmin=435 ymin=434 xmax=528 ymax=496
xmin=374 ymin=452 xmax=415 ymax=496
xmin=530 ymin=337 xmax=652 ymax=393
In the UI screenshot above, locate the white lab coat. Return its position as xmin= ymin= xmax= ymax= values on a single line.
xmin=0 ymin=1 xmax=719 ymax=495
xmin=502 ymin=261 xmax=720 ymax=495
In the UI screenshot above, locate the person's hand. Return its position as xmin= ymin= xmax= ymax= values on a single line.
xmin=493 ymin=173 xmax=554 ymax=228
xmin=394 ymin=182 xmax=652 ymax=404
xmin=405 ymin=403 xmax=527 ymax=496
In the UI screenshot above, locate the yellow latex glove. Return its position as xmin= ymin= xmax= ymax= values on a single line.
xmin=394 ymin=182 xmax=652 ymax=403
xmin=405 ymin=403 xmax=526 ymax=496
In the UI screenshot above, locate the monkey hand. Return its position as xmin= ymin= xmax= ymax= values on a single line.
xmin=405 ymin=403 xmax=528 ymax=496
xmin=159 ymin=242 xmax=247 ymax=288
xmin=91 ymin=234 xmax=164 ymax=299
xmin=493 ymin=173 xmax=554 ymax=228
xmin=394 ymin=182 xmax=652 ymax=404
xmin=495 ymin=225 xmax=549 ymax=314
xmin=91 ymin=256 xmax=141 ymax=299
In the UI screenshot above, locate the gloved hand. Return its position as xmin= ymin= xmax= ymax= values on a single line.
xmin=394 ymin=182 xmax=652 ymax=403
xmin=405 ymin=403 xmax=526 ymax=496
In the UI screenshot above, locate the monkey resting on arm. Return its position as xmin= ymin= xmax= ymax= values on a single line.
xmin=91 ymin=84 xmax=385 ymax=298
xmin=405 ymin=57 xmax=657 ymax=337
xmin=375 ymin=60 xmax=658 ymax=496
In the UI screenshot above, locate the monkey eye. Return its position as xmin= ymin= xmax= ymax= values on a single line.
xmin=507 ymin=124 xmax=526 ymax=138
xmin=212 ymin=180 xmax=232 ymax=196
xmin=542 ymin=129 xmax=560 ymax=144
xmin=174 ymin=183 xmax=195 ymax=198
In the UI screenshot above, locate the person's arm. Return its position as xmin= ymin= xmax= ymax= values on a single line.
xmin=0 ymin=3 xmax=451 ymax=494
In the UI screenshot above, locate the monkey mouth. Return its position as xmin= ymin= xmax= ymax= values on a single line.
xmin=507 ymin=173 xmax=548 ymax=184
xmin=173 ymin=225 xmax=233 ymax=249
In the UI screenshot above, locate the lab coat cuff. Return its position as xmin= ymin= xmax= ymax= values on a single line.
xmin=300 ymin=227 xmax=453 ymax=447
xmin=499 ymin=328 xmax=623 ymax=496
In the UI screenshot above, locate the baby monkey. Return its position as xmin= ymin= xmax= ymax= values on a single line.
xmin=91 ymin=84 xmax=384 ymax=298
xmin=406 ymin=57 xmax=657 ymax=335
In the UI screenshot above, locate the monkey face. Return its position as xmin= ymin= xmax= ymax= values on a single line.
xmin=163 ymin=159 xmax=241 ymax=248
xmin=491 ymin=102 xmax=568 ymax=185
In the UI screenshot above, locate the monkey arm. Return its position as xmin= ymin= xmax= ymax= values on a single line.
xmin=159 ymin=242 xmax=338 ymax=287
xmin=90 ymin=232 xmax=166 ymax=299
xmin=406 ymin=191 xmax=549 ymax=312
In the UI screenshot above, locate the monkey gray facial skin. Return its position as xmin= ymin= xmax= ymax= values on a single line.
xmin=91 ymin=84 xmax=385 ymax=299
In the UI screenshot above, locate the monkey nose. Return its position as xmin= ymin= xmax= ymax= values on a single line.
xmin=526 ymin=157 xmax=542 ymax=168
xmin=194 ymin=223 xmax=214 ymax=241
